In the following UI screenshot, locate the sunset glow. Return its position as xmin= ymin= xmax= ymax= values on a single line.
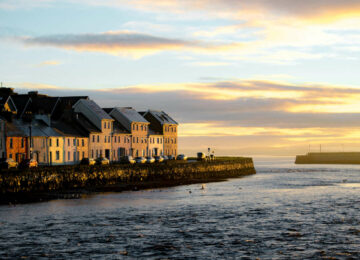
xmin=1 ymin=0 xmax=360 ymax=155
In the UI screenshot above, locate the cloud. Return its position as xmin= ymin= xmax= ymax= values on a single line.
xmin=20 ymin=31 xmax=193 ymax=58
xmin=9 ymin=79 xmax=360 ymax=155
xmin=38 ymin=60 xmax=61 ymax=66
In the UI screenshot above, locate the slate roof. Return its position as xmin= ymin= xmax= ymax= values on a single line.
xmin=145 ymin=110 xmax=178 ymax=125
xmin=27 ymin=96 xmax=59 ymax=115
xmin=52 ymin=96 xmax=88 ymax=120
xmin=114 ymin=107 xmax=149 ymax=123
xmin=11 ymin=95 xmax=31 ymax=116
xmin=113 ymin=120 xmax=130 ymax=134
xmin=77 ymin=99 xmax=113 ymax=120
xmin=73 ymin=113 xmax=101 ymax=134
xmin=52 ymin=119 xmax=88 ymax=137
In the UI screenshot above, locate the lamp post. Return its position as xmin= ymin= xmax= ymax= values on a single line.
xmin=29 ymin=124 xmax=32 ymax=159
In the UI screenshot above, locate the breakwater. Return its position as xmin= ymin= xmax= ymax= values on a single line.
xmin=0 ymin=158 xmax=255 ymax=204
xmin=295 ymin=152 xmax=360 ymax=164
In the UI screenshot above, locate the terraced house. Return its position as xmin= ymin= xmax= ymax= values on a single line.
xmin=73 ymin=99 xmax=114 ymax=160
xmin=108 ymin=107 xmax=149 ymax=157
xmin=0 ymin=87 xmax=179 ymax=165
xmin=142 ymin=110 xmax=178 ymax=157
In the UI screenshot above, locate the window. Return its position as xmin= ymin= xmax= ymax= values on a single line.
xmin=118 ymin=136 xmax=121 ymax=143
xmin=91 ymin=150 xmax=94 ymax=158
xmin=9 ymin=153 xmax=12 ymax=159
xmin=108 ymin=136 xmax=110 ymax=142
xmin=21 ymin=138 xmax=24 ymax=148
xmin=157 ymin=138 xmax=159 ymax=144
xmin=133 ymin=137 xmax=135 ymax=143
xmin=77 ymin=139 xmax=79 ymax=146
xmin=68 ymin=138 xmax=70 ymax=146
xmin=42 ymin=139 xmax=45 ymax=148
xmin=73 ymin=139 xmax=76 ymax=146
xmin=49 ymin=139 xmax=52 ymax=147
xmin=108 ymin=122 xmax=110 ymax=129
xmin=82 ymin=151 xmax=85 ymax=159
xmin=137 ymin=137 xmax=139 ymax=143
xmin=82 ymin=139 xmax=84 ymax=146
xmin=74 ymin=152 xmax=76 ymax=161
xmin=97 ymin=135 xmax=100 ymax=143
xmin=96 ymin=150 xmax=98 ymax=158
xmin=104 ymin=136 xmax=107 ymax=143
xmin=9 ymin=138 xmax=13 ymax=149
xmin=133 ymin=124 xmax=135 ymax=131
xmin=114 ymin=137 xmax=117 ymax=143
xmin=174 ymin=128 xmax=176 ymax=132
xmin=100 ymin=150 xmax=103 ymax=157
xmin=136 ymin=125 xmax=138 ymax=131
xmin=175 ymin=139 xmax=177 ymax=144
xmin=141 ymin=138 xmax=143 ymax=143
xmin=56 ymin=139 xmax=59 ymax=147
xmin=56 ymin=151 xmax=60 ymax=160
xmin=104 ymin=122 xmax=106 ymax=129
xmin=68 ymin=151 xmax=70 ymax=160
xmin=141 ymin=125 xmax=143 ymax=131
xmin=92 ymin=135 xmax=95 ymax=142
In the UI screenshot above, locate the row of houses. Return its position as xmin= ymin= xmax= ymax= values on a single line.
xmin=0 ymin=88 xmax=178 ymax=165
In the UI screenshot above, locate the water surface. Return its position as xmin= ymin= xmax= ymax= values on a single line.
xmin=0 ymin=157 xmax=359 ymax=259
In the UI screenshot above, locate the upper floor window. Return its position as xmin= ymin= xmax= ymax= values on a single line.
xmin=133 ymin=124 xmax=135 ymax=131
xmin=77 ymin=139 xmax=79 ymax=146
xmin=114 ymin=136 xmax=117 ymax=143
xmin=136 ymin=125 xmax=138 ymax=131
xmin=92 ymin=135 xmax=95 ymax=142
xmin=104 ymin=136 xmax=107 ymax=143
xmin=9 ymin=138 xmax=13 ymax=149
xmin=97 ymin=135 xmax=100 ymax=143
xmin=21 ymin=138 xmax=24 ymax=148
xmin=82 ymin=139 xmax=85 ymax=147
xmin=68 ymin=138 xmax=70 ymax=146
xmin=49 ymin=139 xmax=52 ymax=147
xmin=56 ymin=138 xmax=59 ymax=147
xmin=108 ymin=122 xmax=110 ymax=129
xmin=56 ymin=151 xmax=60 ymax=160
xmin=141 ymin=125 xmax=143 ymax=131
xmin=73 ymin=139 xmax=76 ymax=146
xmin=104 ymin=122 xmax=106 ymax=129
xmin=108 ymin=136 xmax=110 ymax=142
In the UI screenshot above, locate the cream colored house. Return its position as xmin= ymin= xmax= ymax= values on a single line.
xmin=147 ymin=131 xmax=163 ymax=157
xmin=73 ymin=99 xmax=114 ymax=160
xmin=108 ymin=107 xmax=149 ymax=157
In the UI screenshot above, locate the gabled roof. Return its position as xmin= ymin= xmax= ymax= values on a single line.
xmin=26 ymin=96 xmax=59 ymax=115
xmin=113 ymin=107 xmax=149 ymax=124
xmin=51 ymin=96 xmax=88 ymax=120
xmin=144 ymin=110 xmax=178 ymax=125
xmin=74 ymin=113 xmax=101 ymax=134
xmin=52 ymin=119 xmax=88 ymax=137
xmin=113 ymin=120 xmax=130 ymax=134
xmin=74 ymin=99 xmax=113 ymax=121
xmin=0 ymin=95 xmax=17 ymax=113
xmin=11 ymin=95 xmax=31 ymax=117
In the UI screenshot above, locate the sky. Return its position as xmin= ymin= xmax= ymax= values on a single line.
xmin=1 ymin=0 xmax=360 ymax=156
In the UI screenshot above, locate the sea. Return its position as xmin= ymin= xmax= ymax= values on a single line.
xmin=0 ymin=156 xmax=359 ymax=259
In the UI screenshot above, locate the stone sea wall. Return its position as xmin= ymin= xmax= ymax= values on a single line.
xmin=0 ymin=158 xmax=255 ymax=203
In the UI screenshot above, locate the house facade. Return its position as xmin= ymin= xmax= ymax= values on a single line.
xmin=142 ymin=110 xmax=178 ymax=157
xmin=109 ymin=107 xmax=149 ymax=157
xmin=73 ymin=99 xmax=114 ymax=159
xmin=147 ymin=131 xmax=163 ymax=157
xmin=5 ymin=120 xmax=29 ymax=162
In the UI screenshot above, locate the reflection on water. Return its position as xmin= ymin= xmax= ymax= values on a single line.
xmin=0 ymin=157 xmax=359 ymax=259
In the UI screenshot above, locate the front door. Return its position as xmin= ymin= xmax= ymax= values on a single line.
xmin=105 ymin=149 xmax=110 ymax=159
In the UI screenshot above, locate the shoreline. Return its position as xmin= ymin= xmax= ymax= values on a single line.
xmin=0 ymin=157 xmax=256 ymax=205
